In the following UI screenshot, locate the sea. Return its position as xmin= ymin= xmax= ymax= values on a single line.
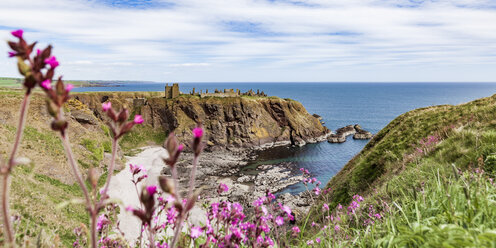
xmin=73 ymin=82 xmax=496 ymax=194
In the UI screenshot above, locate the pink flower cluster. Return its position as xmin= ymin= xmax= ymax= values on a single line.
xmin=414 ymin=134 xmax=441 ymax=155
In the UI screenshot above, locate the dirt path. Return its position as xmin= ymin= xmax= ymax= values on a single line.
xmin=107 ymin=146 xmax=206 ymax=245
xmin=107 ymin=146 xmax=167 ymax=245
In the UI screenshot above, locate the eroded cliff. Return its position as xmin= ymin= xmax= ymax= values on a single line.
xmin=73 ymin=93 xmax=329 ymax=150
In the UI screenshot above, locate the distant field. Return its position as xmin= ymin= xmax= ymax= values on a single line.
xmin=0 ymin=77 xmax=94 ymax=89
xmin=0 ymin=77 xmax=22 ymax=88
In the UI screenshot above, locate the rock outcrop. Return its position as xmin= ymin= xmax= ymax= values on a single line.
xmin=328 ymin=124 xmax=373 ymax=143
xmin=353 ymin=124 xmax=373 ymax=140
xmin=73 ymin=93 xmax=330 ymax=150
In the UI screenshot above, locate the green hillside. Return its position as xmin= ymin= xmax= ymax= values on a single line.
xmin=302 ymin=94 xmax=496 ymax=247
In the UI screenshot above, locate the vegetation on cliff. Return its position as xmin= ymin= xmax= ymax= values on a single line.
xmin=300 ymin=94 xmax=496 ymax=246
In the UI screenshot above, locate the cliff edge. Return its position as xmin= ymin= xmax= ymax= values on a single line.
xmin=73 ymin=93 xmax=330 ymax=150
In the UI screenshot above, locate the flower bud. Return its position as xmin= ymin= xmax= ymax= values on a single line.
xmin=185 ymin=190 xmax=201 ymax=212
xmin=117 ymin=122 xmax=135 ymax=139
xmin=140 ymin=185 xmax=151 ymax=203
xmin=158 ymin=176 xmax=175 ymax=195
xmin=46 ymin=99 xmax=58 ymax=117
xmin=88 ymin=168 xmax=98 ymax=190
xmin=117 ymin=109 xmax=129 ymax=123
xmin=192 ymin=124 xmax=204 ymax=157
xmin=17 ymin=57 xmax=30 ymax=76
xmin=165 ymin=133 xmax=178 ymax=156
xmin=51 ymin=119 xmax=68 ymax=133
xmin=106 ymin=108 xmax=117 ymax=122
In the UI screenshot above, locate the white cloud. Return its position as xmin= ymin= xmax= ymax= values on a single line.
xmin=0 ymin=0 xmax=495 ymax=82
xmin=170 ymin=63 xmax=211 ymax=67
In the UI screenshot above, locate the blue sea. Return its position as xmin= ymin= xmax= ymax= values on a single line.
xmin=74 ymin=82 xmax=496 ymax=194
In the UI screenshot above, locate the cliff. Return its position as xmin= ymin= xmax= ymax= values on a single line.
xmin=73 ymin=93 xmax=329 ymax=151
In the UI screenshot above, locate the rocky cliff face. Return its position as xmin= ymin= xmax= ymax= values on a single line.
xmin=73 ymin=93 xmax=329 ymax=150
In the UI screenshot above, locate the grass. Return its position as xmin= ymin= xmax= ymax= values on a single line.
xmin=7 ymin=165 xmax=87 ymax=247
xmin=81 ymin=138 xmax=105 ymax=165
xmin=299 ymin=94 xmax=496 ymax=247
xmin=119 ymin=124 xmax=167 ymax=155
xmin=322 ymin=95 xmax=496 ymax=211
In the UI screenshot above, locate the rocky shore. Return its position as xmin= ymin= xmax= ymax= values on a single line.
xmin=328 ymin=124 xmax=373 ymax=143
xmin=163 ymin=149 xmax=310 ymax=211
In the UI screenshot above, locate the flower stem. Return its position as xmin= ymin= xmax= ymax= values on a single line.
xmin=1 ymin=93 xmax=30 ymax=247
xmin=171 ymin=154 xmax=200 ymax=247
xmin=90 ymin=211 xmax=98 ymax=248
xmin=60 ymin=134 xmax=94 ymax=247
xmin=99 ymin=137 xmax=118 ymax=205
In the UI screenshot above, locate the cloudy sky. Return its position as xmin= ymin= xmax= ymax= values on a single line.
xmin=1 ymin=0 xmax=496 ymax=82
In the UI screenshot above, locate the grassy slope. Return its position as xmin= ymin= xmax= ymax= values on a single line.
xmin=304 ymin=93 xmax=496 ymax=246
xmin=323 ymin=94 xmax=496 ymax=209
xmin=0 ymin=89 xmax=116 ymax=246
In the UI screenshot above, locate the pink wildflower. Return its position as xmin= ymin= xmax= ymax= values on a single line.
xmin=133 ymin=115 xmax=144 ymax=124
xmin=219 ymin=183 xmax=229 ymax=193
xmin=190 ymin=226 xmax=202 ymax=239
xmin=316 ymin=238 xmax=321 ymax=243
xmin=44 ymin=56 xmax=59 ymax=68
xmin=334 ymin=225 xmax=340 ymax=232
xmin=36 ymin=49 xmax=41 ymax=56
xmin=8 ymin=51 xmax=16 ymax=58
xmin=125 ymin=205 xmax=134 ymax=212
xmin=292 ymin=226 xmax=300 ymax=236
xmin=65 ymin=84 xmax=74 ymax=92
xmin=322 ymin=203 xmax=329 ymax=211
xmin=275 ymin=216 xmax=284 ymax=226
xmin=146 ymin=185 xmax=157 ymax=195
xmin=307 ymin=240 xmax=314 ymax=245
xmin=11 ymin=29 xmax=23 ymax=38
xmin=102 ymin=102 xmax=111 ymax=112
xmin=178 ymin=144 xmax=184 ymax=151
xmin=282 ymin=205 xmax=292 ymax=217
xmin=96 ymin=214 xmax=108 ymax=231
xmin=41 ymin=80 xmax=51 ymax=90
xmin=192 ymin=127 xmax=203 ymax=138
xmin=313 ymin=187 xmax=321 ymax=195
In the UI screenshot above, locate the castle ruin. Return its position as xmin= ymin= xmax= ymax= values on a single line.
xmin=163 ymin=83 xmax=267 ymax=99
xmin=165 ymin=83 xmax=179 ymax=99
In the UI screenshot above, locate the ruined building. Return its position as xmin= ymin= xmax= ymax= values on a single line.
xmin=164 ymin=83 xmax=267 ymax=98
xmin=165 ymin=83 xmax=179 ymax=99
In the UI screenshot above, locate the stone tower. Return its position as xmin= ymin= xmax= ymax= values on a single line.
xmin=172 ymin=83 xmax=179 ymax=98
xmin=165 ymin=83 xmax=180 ymax=99
xmin=165 ymin=84 xmax=172 ymax=98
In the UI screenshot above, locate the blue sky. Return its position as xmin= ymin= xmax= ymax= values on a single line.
xmin=0 ymin=0 xmax=496 ymax=82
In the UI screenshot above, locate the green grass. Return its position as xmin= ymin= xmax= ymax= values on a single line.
xmin=81 ymin=138 xmax=105 ymax=164
xmin=300 ymin=94 xmax=496 ymax=247
xmin=303 ymin=166 xmax=496 ymax=247
xmin=119 ymin=124 xmax=167 ymax=154
xmin=23 ymin=126 xmax=64 ymax=157
xmin=8 ymin=165 xmax=87 ymax=247
xmin=0 ymin=77 xmax=22 ymax=88
xmin=323 ymin=95 xmax=496 ymax=211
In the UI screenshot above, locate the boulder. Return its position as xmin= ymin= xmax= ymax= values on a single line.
xmin=71 ymin=110 xmax=98 ymax=125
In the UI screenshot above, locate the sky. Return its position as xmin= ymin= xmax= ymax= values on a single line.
xmin=0 ymin=0 xmax=496 ymax=82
